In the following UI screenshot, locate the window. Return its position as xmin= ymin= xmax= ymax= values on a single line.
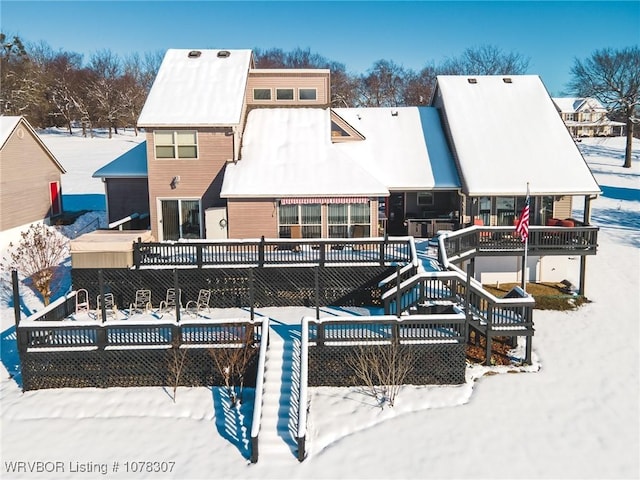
xmin=299 ymin=88 xmax=317 ymax=101
xmin=154 ymin=130 xmax=198 ymax=159
xmin=279 ymin=203 xmax=321 ymax=238
xmin=276 ymin=88 xmax=294 ymax=100
xmin=496 ymin=197 xmax=516 ymax=226
xmin=253 ymin=88 xmax=271 ymax=100
xmin=328 ymin=203 xmax=371 ymax=238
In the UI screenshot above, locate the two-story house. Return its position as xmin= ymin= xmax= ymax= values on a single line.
xmin=553 ymin=97 xmax=625 ymax=137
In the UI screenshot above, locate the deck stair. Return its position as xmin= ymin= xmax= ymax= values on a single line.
xmin=256 ymin=320 xmax=301 ymax=465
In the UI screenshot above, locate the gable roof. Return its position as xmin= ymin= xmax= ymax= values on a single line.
xmin=221 ymin=108 xmax=388 ymax=199
xmin=553 ymin=97 xmax=606 ymax=114
xmin=333 ymin=107 xmax=460 ymax=190
xmin=137 ymin=49 xmax=253 ymax=127
xmin=93 ymin=142 xmax=148 ymax=178
xmin=0 ymin=116 xmax=66 ymax=173
xmin=434 ymin=75 xmax=600 ymax=196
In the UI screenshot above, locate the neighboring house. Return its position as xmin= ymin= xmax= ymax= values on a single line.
xmin=0 ymin=116 xmax=66 ymax=248
xmin=92 ymin=141 xmax=150 ymax=228
xmin=553 ymin=97 xmax=625 ymax=137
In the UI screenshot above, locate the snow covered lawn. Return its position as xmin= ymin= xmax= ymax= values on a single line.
xmin=1 ymin=135 xmax=638 ymax=479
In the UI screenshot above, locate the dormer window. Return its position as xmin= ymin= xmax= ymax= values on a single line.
xmin=276 ymin=88 xmax=294 ymax=100
xmin=299 ymin=88 xmax=317 ymax=101
xmin=253 ymin=88 xmax=272 ymax=100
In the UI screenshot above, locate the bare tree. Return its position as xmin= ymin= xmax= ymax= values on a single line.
xmin=168 ymin=336 xmax=188 ymax=403
xmin=403 ymin=64 xmax=438 ymax=106
xmin=438 ymin=44 xmax=530 ymax=75
xmin=87 ymin=49 xmax=124 ymax=137
xmin=568 ymin=47 xmax=640 ymax=168
xmin=1 ymin=223 xmax=69 ymax=305
xmin=208 ymin=325 xmax=257 ymax=407
xmin=359 ymin=59 xmax=408 ymax=107
xmin=347 ymin=343 xmax=414 ymax=408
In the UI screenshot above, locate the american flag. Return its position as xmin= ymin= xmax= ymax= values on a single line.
xmin=515 ymin=188 xmax=530 ymax=242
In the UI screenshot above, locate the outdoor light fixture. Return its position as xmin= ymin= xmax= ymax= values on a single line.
xmin=170 ymin=176 xmax=180 ymax=189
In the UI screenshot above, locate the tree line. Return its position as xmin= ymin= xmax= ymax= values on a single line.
xmin=1 ymin=33 xmax=637 ymax=167
xmin=1 ymin=34 xmax=530 ymax=134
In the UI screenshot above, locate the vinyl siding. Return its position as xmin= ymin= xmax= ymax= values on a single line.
xmin=554 ymin=195 xmax=573 ymax=219
xmin=147 ymin=128 xmax=233 ymax=239
xmin=246 ymin=70 xmax=330 ymax=107
xmin=227 ymin=199 xmax=278 ymax=238
xmin=0 ymin=123 xmax=62 ymax=230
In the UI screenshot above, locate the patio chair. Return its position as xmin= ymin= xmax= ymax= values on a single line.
xmin=75 ymin=288 xmax=90 ymax=316
xmin=158 ymin=288 xmax=182 ymax=317
xmin=95 ymin=293 xmax=118 ymax=321
xmin=186 ymin=289 xmax=211 ymax=317
xmin=128 ymin=289 xmax=152 ymax=316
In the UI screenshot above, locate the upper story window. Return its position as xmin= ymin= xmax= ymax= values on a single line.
xmin=299 ymin=88 xmax=317 ymax=101
xmin=155 ymin=130 xmax=198 ymax=159
xmin=253 ymin=88 xmax=271 ymax=100
xmin=276 ymin=88 xmax=294 ymax=100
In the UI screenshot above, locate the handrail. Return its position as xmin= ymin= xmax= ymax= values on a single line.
xmin=250 ymin=315 xmax=270 ymax=464
xmin=109 ymin=213 xmax=140 ymax=230
xmin=297 ymin=316 xmax=310 ymax=462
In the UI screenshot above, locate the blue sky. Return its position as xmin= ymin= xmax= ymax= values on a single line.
xmin=2 ymin=1 xmax=638 ymax=96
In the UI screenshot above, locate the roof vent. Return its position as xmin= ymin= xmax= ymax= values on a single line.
xmin=188 ymin=50 xmax=202 ymax=58
xmin=217 ymin=50 xmax=231 ymax=58
xmin=467 ymin=78 xmax=477 ymax=84
xmin=391 ymin=110 xmax=399 ymax=117
xmin=503 ymin=77 xmax=513 ymax=83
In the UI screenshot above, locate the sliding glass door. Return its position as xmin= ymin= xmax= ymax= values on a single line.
xmin=160 ymin=199 xmax=201 ymax=240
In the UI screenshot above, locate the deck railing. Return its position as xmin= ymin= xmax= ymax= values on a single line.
xmin=132 ymin=236 xmax=416 ymax=269
xmin=16 ymin=315 xmax=264 ymax=353
xmin=439 ymin=225 xmax=598 ymax=263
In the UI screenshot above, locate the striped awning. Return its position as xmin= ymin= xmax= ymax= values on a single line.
xmin=279 ymin=197 xmax=370 ymax=205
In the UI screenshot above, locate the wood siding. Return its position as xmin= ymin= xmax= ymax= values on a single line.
xmin=246 ymin=70 xmax=330 ymax=107
xmin=227 ymin=199 xmax=278 ymax=238
xmin=0 ymin=122 xmax=62 ymax=230
xmin=105 ymin=178 xmax=150 ymax=224
xmin=147 ymin=128 xmax=233 ymax=239
xmin=554 ymin=195 xmax=573 ymax=219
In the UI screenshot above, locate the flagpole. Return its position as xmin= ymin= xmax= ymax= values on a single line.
xmin=517 ymin=182 xmax=530 ymax=292
xmin=521 ymin=231 xmax=528 ymax=292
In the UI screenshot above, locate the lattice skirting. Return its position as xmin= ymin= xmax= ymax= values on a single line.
xmin=21 ymin=348 xmax=258 ymax=391
xmin=308 ymin=343 xmax=466 ymax=386
xmin=71 ymin=266 xmax=392 ymax=310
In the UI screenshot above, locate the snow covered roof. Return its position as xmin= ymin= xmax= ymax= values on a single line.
xmin=92 ymin=142 xmax=148 ymax=178
xmin=1 ymin=116 xmax=66 ymax=172
xmin=434 ymin=76 xmax=601 ymax=196
xmin=552 ymin=97 xmax=606 ymax=113
xmin=334 ymin=107 xmax=460 ymax=190
xmin=221 ymin=108 xmax=389 ymax=199
xmin=137 ymin=49 xmax=253 ymax=127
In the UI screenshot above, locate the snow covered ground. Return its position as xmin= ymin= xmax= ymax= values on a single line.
xmin=1 ymin=134 xmax=638 ymax=479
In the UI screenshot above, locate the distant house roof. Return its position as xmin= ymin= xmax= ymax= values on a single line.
xmin=0 ymin=116 xmax=66 ymax=173
xmin=221 ymin=108 xmax=389 ymax=199
xmin=434 ymin=75 xmax=601 ymax=196
xmin=93 ymin=141 xmax=148 ymax=178
xmin=552 ymin=97 xmax=606 ymax=113
xmin=137 ymin=49 xmax=253 ymax=127
xmin=334 ymin=107 xmax=460 ymax=190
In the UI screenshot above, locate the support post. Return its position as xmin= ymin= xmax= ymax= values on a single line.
xmin=395 ymin=265 xmax=401 ymax=318
xmin=98 ymin=269 xmax=106 ymax=324
xmin=314 ymin=266 xmax=320 ymax=320
xmin=579 ymin=256 xmax=587 ymax=296
xmin=173 ymin=269 xmax=181 ymax=322
xmin=249 ymin=268 xmax=255 ymax=321
xmin=258 ymin=236 xmax=265 ymax=268
xmin=12 ymin=269 xmax=21 ymax=326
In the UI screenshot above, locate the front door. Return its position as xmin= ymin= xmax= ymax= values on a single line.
xmin=160 ymin=199 xmax=201 ymax=241
xmin=387 ymin=193 xmax=406 ymax=235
